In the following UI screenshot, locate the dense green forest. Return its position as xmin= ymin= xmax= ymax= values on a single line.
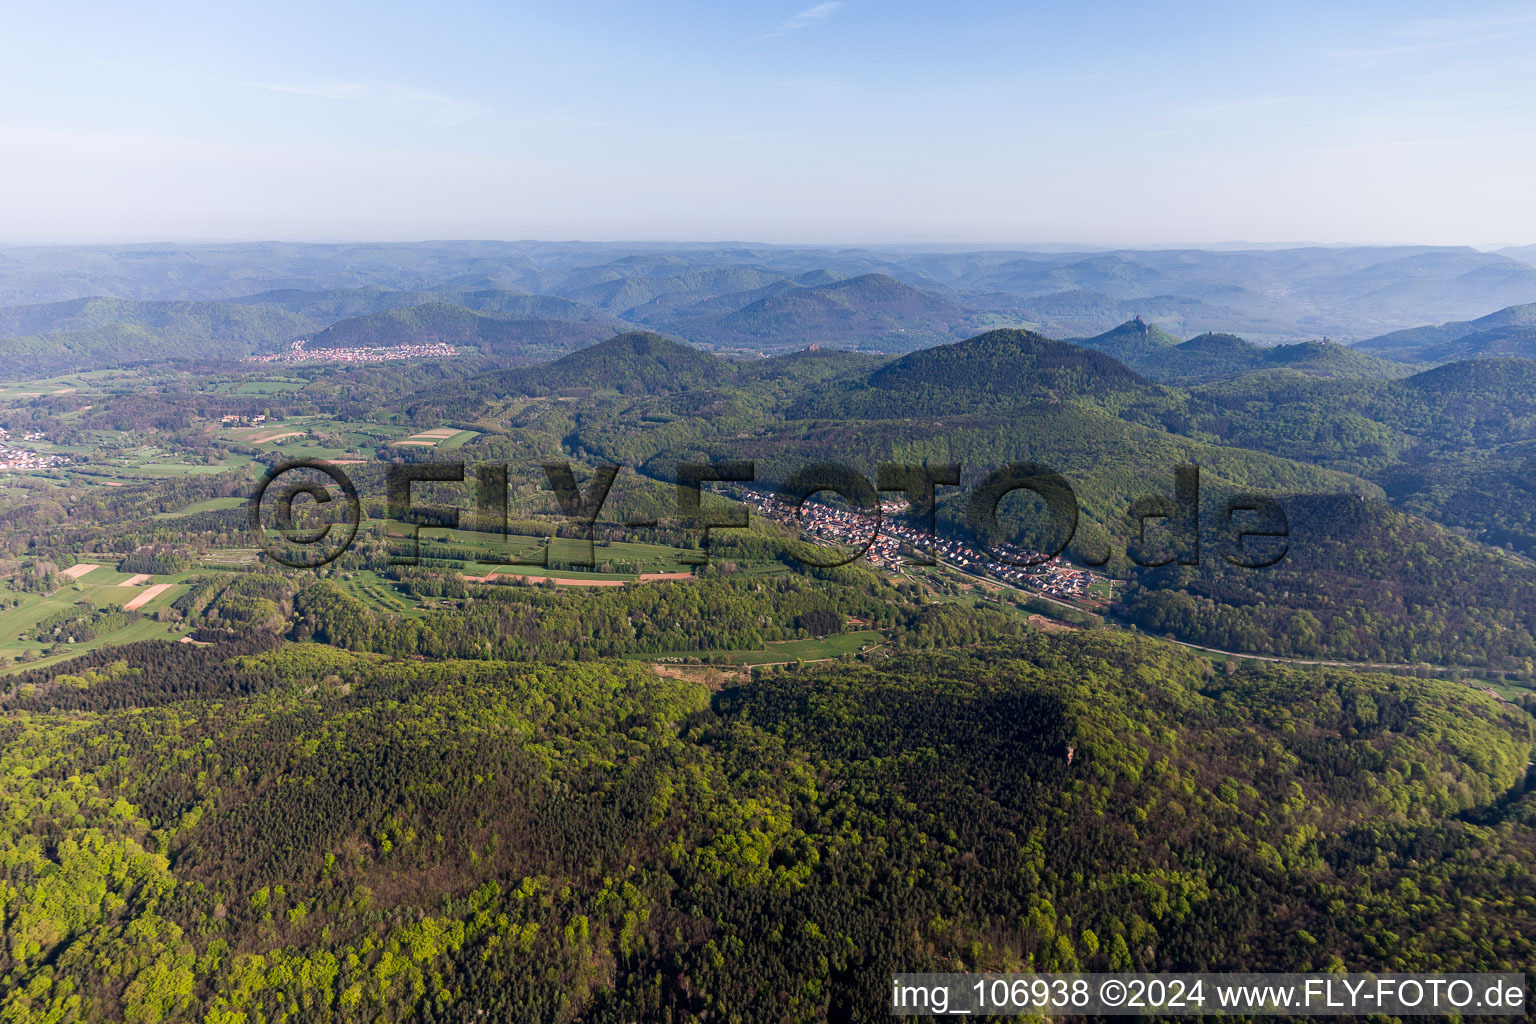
xmin=1 ymin=633 xmax=1531 ymax=1022
xmin=1121 ymin=495 xmax=1536 ymax=667
xmin=288 ymin=571 xmax=994 ymax=661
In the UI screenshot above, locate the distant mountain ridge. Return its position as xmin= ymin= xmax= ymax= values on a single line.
xmin=6 ymin=242 xmax=1536 ymax=377
xmin=233 ymin=286 xmax=622 ymax=327
xmin=1073 ymin=319 xmax=1408 ymax=383
xmin=1499 ymin=243 xmax=1536 ymax=267
xmin=1354 ymin=301 xmax=1536 ymax=364
xmin=0 ymin=295 xmax=314 ymax=343
xmin=4 ymin=241 xmax=1536 ymax=348
xmin=941 ymin=245 xmax=1536 ymax=338
xmin=554 ymin=266 xmax=790 ymax=318
xmin=666 ymin=273 xmax=985 ymax=353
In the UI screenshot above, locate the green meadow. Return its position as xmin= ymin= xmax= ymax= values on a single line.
xmin=156 ymin=496 xmax=248 ymax=518
xmin=0 ymin=562 xmax=196 ymax=673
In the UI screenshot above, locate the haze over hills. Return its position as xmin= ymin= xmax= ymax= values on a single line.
xmin=551 ymin=266 xmax=792 ymax=319
xmin=1500 ymin=244 xmax=1536 ymax=266
xmin=1354 ymin=300 xmax=1536 ymax=364
xmin=232 ymin=286 xmax=623 ymax=327
xmin=908 ymin=245 xmax=1536 ymax=339
xmin=661 ymin=273 xmax=988 ymax=353
xmin=4 ymin=241 xmax=1536 ymax=355
xmin=0 ymin=239 xmax=1527 ymax=389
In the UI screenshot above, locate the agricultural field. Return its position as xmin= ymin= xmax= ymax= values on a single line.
xmin=0 ymin=375 xmax=85 ymax=396
xmin=232 ymin=377 xmax=309 ymax=395
xmin=175 ymin=374 xmax=319 ymax=397
xmin=231 ymin=424 xmax=309 ymax=444
xmin=438 ymin=429 xmax=479 ymax=448
xmin=0 ymin=384 xmax=78 ymax=398
xmin=393 ymin=427 xmax=480 ymax=448
xmin=0 ymin=562 xmax=194 ymax=673
xmin=0 ymin=371 xmax=103 ymax=397
xmin=0 ymin=616 xmax=186 ymax=676
xmin=1482 ymin=676 xmax=1536 ymax=702
xmin=335 ymin=570 xmax=424 ymax=617
xmin=0 ymin=368 xmax=161 ymax=402
xmin=3 ymin=434 xmax=252 ymax=487
xmin=217 ymin=414 xmax=408 ymax=460
xmin=200 ymin=548 xmax=263 ymax=569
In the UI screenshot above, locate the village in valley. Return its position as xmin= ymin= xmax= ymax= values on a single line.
xmin=0 ymin=427 xmax=70 ymax=473
xmin=740 ymin=486 xmax=1103 ymax=605
xmin=246 ymin=338 xmax=457 ymax=366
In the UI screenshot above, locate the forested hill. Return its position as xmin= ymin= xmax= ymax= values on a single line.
xmin=734 ymin=346 xmax=888 ymax=386
xmin=1148 ymin=334 xmax=1405 ymax=384
xmin=1400 ymin=355 xmax=1536 ymax=412
xmin=1074 ymin=321 xmax=1407 ymax=384
xmin=789 ymin=328 xmax=1157 ymax=418
xmin=1123 ymin=493 xmax=1536 ymax=666
xmin=485 ymin=331 xmax=741 ymax=395
xmin=1191 ymin=355 xmax=1536 ymax=461
xmin=0 ymin=298 xmax=316 ymax=378
xmin=1073 ymin=316 xmax=1183 ymax=362
xmin=0 ymin=632 xmax=1530 ymax=1022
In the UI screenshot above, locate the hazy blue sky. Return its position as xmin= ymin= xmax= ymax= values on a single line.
xmin=2 ymin=1 xmax=1534 ymax=245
